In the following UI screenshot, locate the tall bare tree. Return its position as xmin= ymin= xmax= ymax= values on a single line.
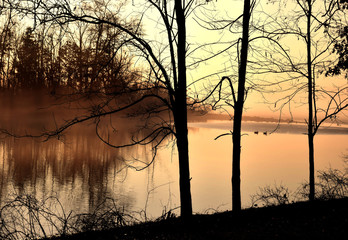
xmin=0 ymin=0 xmax=223 ymax=219
xmin=256 ymin=0 xmax=348 ymax=201
xmin=290 ymin=0 xmax=348 ymax=201
xmin=230 ymin=0 xmax=253 ymax=212
xmin=197 ymin=0 xmax=256 ymax=212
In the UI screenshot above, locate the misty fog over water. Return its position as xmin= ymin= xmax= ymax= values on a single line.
xmin=189 ymin=120 xmax=348 ymax=135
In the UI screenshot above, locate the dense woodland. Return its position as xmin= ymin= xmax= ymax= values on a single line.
xmin=0 ymin=15 xmax=141 ymax=94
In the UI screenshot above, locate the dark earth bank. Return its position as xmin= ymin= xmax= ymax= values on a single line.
xmin=49 ymin=198 xmax=348 ymax=240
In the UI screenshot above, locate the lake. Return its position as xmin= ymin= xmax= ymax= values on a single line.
xmin=0 ymin=119 xmax=347 ymax=221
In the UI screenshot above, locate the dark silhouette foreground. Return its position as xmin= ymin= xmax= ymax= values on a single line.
xmin=49 ymin=198 xmax=348 ymax=240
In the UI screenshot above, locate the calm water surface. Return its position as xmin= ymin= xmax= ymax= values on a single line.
xmin=0 ymin=120 xmax=347 ymax=218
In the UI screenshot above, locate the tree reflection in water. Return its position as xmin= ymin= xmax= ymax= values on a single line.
xmin=0 ymin=121 xmax=158 ymax=215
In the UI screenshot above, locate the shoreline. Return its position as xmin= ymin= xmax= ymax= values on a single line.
xmin=50 ymin=197 xmax=348 ymax=240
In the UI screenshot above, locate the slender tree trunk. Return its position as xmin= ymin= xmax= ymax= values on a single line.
xmin=174 ymin=0 xmax=192 ymax=219
xmin=232 ymin=0 xmax=251 ymax=212
xmin=175 ymin=111 xmax=192 ymax=219
xmin=232 ymin=106 xmax=242 ymax=212
xmin=308 ymin=132 xmax=315 ymax=200
xmin=307 ymin=0 xmax=315 ymax=201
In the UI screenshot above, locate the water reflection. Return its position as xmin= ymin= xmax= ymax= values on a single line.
xmin=0 ymin=123 xmax=152 ymax=214
xmin=0 ymin=118 xmax=347 ymax=219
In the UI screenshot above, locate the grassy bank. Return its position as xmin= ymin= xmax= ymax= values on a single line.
xmin=50 ymin=197 xmax=348 ymax=240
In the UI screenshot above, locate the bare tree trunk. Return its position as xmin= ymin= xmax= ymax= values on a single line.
xmin=232 ymin=0 xmax=251 ymax=212
xmin=308 ymin=132 xmax=315 ymax=200
xmin=307 ymin=0 xmax=315 ymax=201
xmin=174 ymin=0 xmax=192 ymax=219
xmin=232 ymin=107 xmax=242 ymax=212
xmin=175 ymin=112 xmax=192 ymax=219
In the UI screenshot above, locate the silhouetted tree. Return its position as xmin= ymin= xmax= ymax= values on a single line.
xmin=13 ymin=27 xmax=42 ymax=89
xmin=229 ymin=0 xmax=253 ymax=212
xmin=258 ymin=0 xmax=348 ymax=201
xmin=201 ymin=0 xmax=255 ymax=212
xmin=293 ymin=0 xmax=348 ymax=201
xmin=1 ymin=0 xmax=223 ymax=219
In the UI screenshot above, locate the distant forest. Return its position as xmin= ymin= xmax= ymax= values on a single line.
xmin=0 ymin=15 xmax=141 ymax=95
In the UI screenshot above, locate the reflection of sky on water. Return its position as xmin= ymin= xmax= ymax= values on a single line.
xmin=187 ymin=124 xmax=348 ymax=211
xmin=0 ymin=120 xmax=347 ymax=220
